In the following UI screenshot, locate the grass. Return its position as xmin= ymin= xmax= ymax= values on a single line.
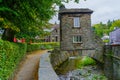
xmin=77 ymin=56 xmax=96 ymax=68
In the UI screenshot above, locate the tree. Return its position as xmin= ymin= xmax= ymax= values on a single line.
xmin=107 ymin=20 xmax=112 ymax=28
xmin=93 ymin=22 xmax=107 ymax=37
xmin=0 ymin=0 xmax=81 ymax=42
xmin=92 ymin=20 xmax=120 ymax=38
xmin=110 ymin=19 xmax=120 ymax=31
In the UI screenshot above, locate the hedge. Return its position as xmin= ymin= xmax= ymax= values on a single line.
xmin=0 ymin=39 xmax=27 ymax=80
xmin=27 ymin=42 xmax=60 ymax=52
xmin=0 ymin=41 xmax=59 ymax=79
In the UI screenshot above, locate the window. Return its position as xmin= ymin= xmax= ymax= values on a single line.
xmin=55 ymin=36 xmax=58 ymax=42
xmin=55 ymin=29 xmax=57 ymax=33
xmin=74 ymin=17 xmax=80 ymax=27
xmin=73 ymin=35 xmax=82 ymax=43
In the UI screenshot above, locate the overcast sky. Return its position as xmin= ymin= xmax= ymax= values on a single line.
xmin=49 ymin=0 xmax=120 ymax=25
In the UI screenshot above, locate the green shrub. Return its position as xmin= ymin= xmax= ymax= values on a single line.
xmin=92 ymin=74 xmax=107 ymax=80
xmin=77 ymin=56 xmax=96 ymax=68
xmin=27 ymin=42 xmax=60 ymax=52
xmin=0 ymin=39 xmax=27 ymax=80
xmin=27 ymin=44 xmax=40 ymax=52
xmin=103 ymin=39 xmax=109 ymax=43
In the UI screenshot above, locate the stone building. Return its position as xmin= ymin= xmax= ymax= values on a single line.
xmin=50 ymin=24 xmax=60 ymax=42
xmin=44 ymin=24 xmax=60 ymax=42
xmin=59 ymin=7 xmax=104 ymax=62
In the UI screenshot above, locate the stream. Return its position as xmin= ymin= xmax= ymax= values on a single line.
xmin=55 ymin=56 xmax=108 ymax=80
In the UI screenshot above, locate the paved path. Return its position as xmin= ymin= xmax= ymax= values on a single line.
xmin=14 ymin=50 xmax=47 ymax=80
xmin=39 ymin=52 xmax=60 ymax=80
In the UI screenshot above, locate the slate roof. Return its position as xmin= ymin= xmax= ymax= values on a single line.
xmin=59 ymin=8 xmax=93 ymax=14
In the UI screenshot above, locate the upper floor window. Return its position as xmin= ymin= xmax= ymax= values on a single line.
xmin=74 ymin=17 xmax=80 ymax=27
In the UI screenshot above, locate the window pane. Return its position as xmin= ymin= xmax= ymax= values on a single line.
xmin=77 ymin=36 xmax=79 ymax=42
xmin=73 ymin=36 xmax=82 ymax=43
xmin=74 ymin=36 xmax=77 ymax=42
xmin=74 ymin=17 xmax=80 ymax=27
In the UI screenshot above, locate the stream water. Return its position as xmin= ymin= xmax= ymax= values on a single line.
xmin=55 ymin=56 xmax=108 ymax=80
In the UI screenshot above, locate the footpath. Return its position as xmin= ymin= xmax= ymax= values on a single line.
xmin=14 ymin=50 xmax=47 ymax=80
xmin=39 ymin=52 xmax=59 ymax=80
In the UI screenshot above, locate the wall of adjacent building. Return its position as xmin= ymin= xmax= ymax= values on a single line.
xmin=50 ymin=27 xmax=60 ymax=42
xmin=104 ymin=45 xmax=120 ymax=80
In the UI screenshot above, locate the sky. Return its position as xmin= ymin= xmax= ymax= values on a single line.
xmin=49 ymin=0 xmax=120 ymax=25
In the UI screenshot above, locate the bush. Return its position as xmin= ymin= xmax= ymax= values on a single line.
xmin=77 ymin=56 xmax=96 ymax=68
xmin=92 ymin=74 xmax=107 ymax=80
xmin=27 ymin=44 xmax=40 ymax=52
xmin=0 ymin=39 xmax=27 ymax=80
xmin=103 ymin=39 xmax=109 ymax=43
xmin=27 ymin=42 xmax=60 ymax=52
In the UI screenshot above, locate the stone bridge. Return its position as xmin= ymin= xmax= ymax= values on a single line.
xmin=74 ymin=48 xmax=104 ymax=63
xmin=50 ymin=45 xmax=120 ymax=80
xmin=64 ymin=35 xmax=104 ymax=63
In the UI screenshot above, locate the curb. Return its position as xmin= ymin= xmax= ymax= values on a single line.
xmin=38 ymin=52 xmax=59 ymax=80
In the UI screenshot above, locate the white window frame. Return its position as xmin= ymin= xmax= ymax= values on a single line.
xmin=73 ymin=35 xmax=82 ymax=43
xmin=74 ymin=17 xmax=80 ymax=27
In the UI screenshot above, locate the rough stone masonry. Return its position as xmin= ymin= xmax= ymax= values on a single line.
xmin=59 ymin=6 xmax=104 ymax=62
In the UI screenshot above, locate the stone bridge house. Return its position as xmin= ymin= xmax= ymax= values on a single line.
xmin=59 ymin=7 xmax=104 ymax=62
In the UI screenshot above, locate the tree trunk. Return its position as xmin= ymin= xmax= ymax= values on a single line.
xmin=2 ymin=28 xmax=15 ymax=42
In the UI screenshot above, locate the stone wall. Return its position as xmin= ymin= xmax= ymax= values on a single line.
xmin=50 ymin=48 xmax=79 ymax=69
xmin=104 ymin=45 xmax=120 ymax=80
xmin=60 ymin=13 xmax=95 ymax=50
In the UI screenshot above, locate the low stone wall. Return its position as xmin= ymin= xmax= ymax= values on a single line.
xmin=38 ymin=49 xmax=80 ymax=80
xmin=104 ymin=45 xmax=120 ymax=80
xmin=39 ymin=52 xmax=59 ymax=80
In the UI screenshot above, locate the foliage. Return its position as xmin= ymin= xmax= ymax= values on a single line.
xmin=0 ymin=39 xmax=27 ymax=80
xmin=0 ymin=0 xmax=81 ymax=41
xmin=27 ymin=42 xmax=60 ymax=52
xmin=93 ymin=19 xmax=120 ymax=38
xmin=0 ymin=18 xmax=20 ymax=32
xmin=110 ymin=19 xmax=120 ymax=31
xmin=103 ymin=39 xmax=109 ymax=43
xmin=80 ymin=56 xmax=96 ymax=66
xmin=92 ymin=74 xmax=107 ymax=80
xmin=27 ymin=44 xmax=40 ymax=52
xmin=93 ymin=22 xmax=111 ymax=37
xmin=77 ymin=56 xmax=96 ymax=68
